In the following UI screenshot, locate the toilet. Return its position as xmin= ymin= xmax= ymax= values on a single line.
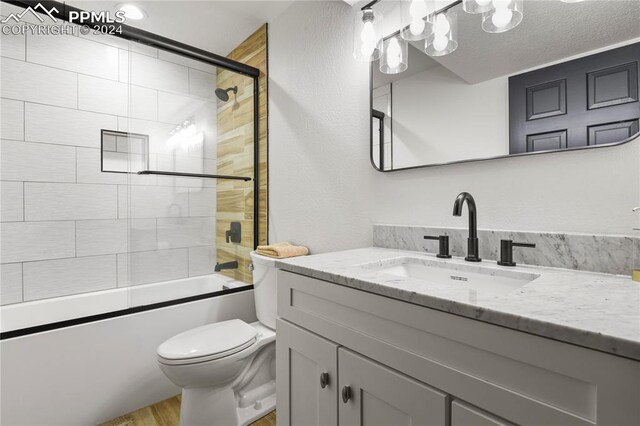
xmin=157 ymin=252 xmax=277 ymax=426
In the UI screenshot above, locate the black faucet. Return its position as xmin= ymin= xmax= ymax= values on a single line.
xmin=452 ymin=192 xmax=481 ymax=262
xmin=214 ymin=260 xmax=238 ymax=272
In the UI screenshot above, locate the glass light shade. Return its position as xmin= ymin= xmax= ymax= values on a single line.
xmin=481 ymin=0 xmax=523 ymax=33
xmin=353 ymin=8 xmax=384 ymax=61
xmin=379 ymin=36 xmax=408 ymax=74
xmin=400 ymin=0 xmax=431 ymax=41
xmin=424 ymin=11 xmax=458 ymax=57
xmin=462 ymin=0 xmax=494 ymax=14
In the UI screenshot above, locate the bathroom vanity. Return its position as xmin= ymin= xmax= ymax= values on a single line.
xmin=275 ymin=248 xmax=640 ymax=426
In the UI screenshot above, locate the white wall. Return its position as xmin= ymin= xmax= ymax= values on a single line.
xmin=268 ymin=1 xmax=640 ymax=254
xmin=392 ymin=65 xmax=508 ymax=168
xmin=0 ymin=291 xmax=257 ymax=425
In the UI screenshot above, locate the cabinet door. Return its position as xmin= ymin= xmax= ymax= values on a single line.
xmin=276 ymin=319 xmax=338 ymax=426
xmin=451 ymin=400 xmax=515 ymax=426
xmin=338 ymin=348 xmax=448 ymax=426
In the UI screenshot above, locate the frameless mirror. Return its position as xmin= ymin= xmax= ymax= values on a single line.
xmin=371 ymin=1 xmax=640 ymax=171
xmin=101 ymin=130 xmax=149 ymax=173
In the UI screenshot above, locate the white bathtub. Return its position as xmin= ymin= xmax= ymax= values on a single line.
xmin=1 ymin=274 xmax=257 ymax=425
xmin=0 ymin=273 xmax=248 ymax=333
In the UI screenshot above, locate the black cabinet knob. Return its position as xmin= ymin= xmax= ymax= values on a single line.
xmin=342 ymin=385 xmax=352 ymax=403
xmin=498 ymin=240 xmax=536 ymax=267
xmin=320 ymin=372 xmax=329 ymax=389
xmin=424 ymin=235 xmax=452 ymax=258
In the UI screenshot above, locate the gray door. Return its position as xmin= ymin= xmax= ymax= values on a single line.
xmin=338 ymin=348 xmax=449 ymax=426
xmin=509 ymin=42 xmax=640 ymax=153
xmin=276 ymin=319 xmax=338 ymax=426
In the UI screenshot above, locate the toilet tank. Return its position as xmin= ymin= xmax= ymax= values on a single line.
xmin=250 ymin=252 xmax=277 ymax=330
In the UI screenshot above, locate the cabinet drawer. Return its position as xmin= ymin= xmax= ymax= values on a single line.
xmin=452 ymin=400 xmax=514 ymax=426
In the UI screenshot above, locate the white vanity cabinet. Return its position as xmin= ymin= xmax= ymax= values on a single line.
xmin=276 ymin=270 xmax=640 ymax=426
xmin=276 ymin=318 xmax=338 ymax=426
xmin=277 ymin=319 xmax=448 ymax=426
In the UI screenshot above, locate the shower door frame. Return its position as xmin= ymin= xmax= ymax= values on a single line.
xmin=0 ymin=0 xmax=261 ymax=338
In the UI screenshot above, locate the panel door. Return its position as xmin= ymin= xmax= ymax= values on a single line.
xmin=276 ymin=319 xmax=338 ymax=426
xmin=451 ymin=400 xmax=515 ymax=426
xmin=338 ymin=348 xmax=448 ymax=426
xmin=509 ymin=42 xmax=640 ymax=153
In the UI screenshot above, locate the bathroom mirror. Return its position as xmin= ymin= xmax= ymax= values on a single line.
xmin=101 ymin=130 xmax=149 ymax=174
xmin=371 ymin=1 xmax=640 ymax=171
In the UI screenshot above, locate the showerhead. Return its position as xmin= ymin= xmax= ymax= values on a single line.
xmin=215 ymin=86 xmax=238 ymax=102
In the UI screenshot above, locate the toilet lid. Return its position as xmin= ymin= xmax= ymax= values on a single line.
xmin=157 ymin=319 xmax=257 ymax=362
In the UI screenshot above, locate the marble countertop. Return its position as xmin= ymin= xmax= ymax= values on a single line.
xmin=276 ymin=247 xmax=640 ymax=361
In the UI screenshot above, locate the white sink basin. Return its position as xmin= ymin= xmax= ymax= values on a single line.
xmin=361 ymin=257 xmax=539 ymax=296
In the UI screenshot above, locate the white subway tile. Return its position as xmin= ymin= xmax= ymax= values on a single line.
xmin=158 ymin=50 xmax=217 ymax=74
xmin=78 ymin=75 xmax=128 ymax=116
xmin=1 ymin=181 xmax=23 ymax=222
xmin=27 ymin=33 xmax=119 ymax=80
xmin=76 ymin=219 xmax=127 ymax=257
xmin=189 ymin=187 xmax=217 ymax=216
xmin=117 ymin=249 xmax=188 ymax=286
xmin=189 ymin=69 xmax=217 ymax=100
xmin=0 ymin=221 xmax=75 ymax=263
xmin=117 ymin=116 xmax=174 ymax=155
xmin=76 ymin=147 xmax=127 ymax=185
xmin=0 ymin=263 xmax=22 ymax=305
xmin=79 ymin=31 xmax=130 ymax=50
xmin=0 ymin=29 xmax=25 ymax=60
xmin=25 ymin=103 xmax=117 ymax=148
xmin=1 ymin=140 xmax=76 ymax=182
xmin=24 ymin=183 xmax=117 ymax=221
xmin=0 ymin=58 xmax=77 ymax=108
xmin=23 ymin=255 xmax=117 ymax=301
xmin=130 ymin=85 xmax=158 ymax=121
xmin=118 ymin=185 xmax=189 ymax=219
xmin=188 ymin=246 xmax=216 ymax=277
xmin=118 ymin=49 xmax=129 ymax=83
xmin=158 ymin=91 xmax=212 ymax=124
xmin=131 ymin=43 xmax=157 ymax=58
xmin=155 ymin=154 xmax=210 ymax=188
xmin=157 ymin=217 xmax=215 ymax=249
xmin=130 ymin=53 xmax=189 ymax=94
xmin=128 ymin=218 xmax=158 ymax=252
xmin=0 ymin=98 xmax=24 ymax=141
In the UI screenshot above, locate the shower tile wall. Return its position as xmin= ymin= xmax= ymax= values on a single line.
xmin=0 ymin=3 xmax=219 ymax=304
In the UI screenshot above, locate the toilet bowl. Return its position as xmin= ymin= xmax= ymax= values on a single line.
xmin=157 ymin=252 xmax=277 ymax=426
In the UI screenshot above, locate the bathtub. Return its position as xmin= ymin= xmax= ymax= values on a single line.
xmin=1 ymin=274 xmax=257 ymax=425
xmin=0 ymin=273 xmax=248 ymax=334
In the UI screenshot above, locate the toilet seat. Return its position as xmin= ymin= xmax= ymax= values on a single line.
xmin=158 ymin=319 xmax=257 ymax=366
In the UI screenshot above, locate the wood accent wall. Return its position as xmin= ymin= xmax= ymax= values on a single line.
xmin=216 ymin=24 xmax=268 ymax=283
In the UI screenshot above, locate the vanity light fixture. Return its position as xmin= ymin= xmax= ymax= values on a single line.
xmin=462 ymin=0 xmax=494 ymax=14
xmin=400 ymin=0 xmax=429 ymax=41
xmin=425 ymin=11 xmax=458 ymax=57
xmin=353 ymin=6 xmax=384 ymax=61
xmin=117 ymin=3 xmax=146 ymax=20
xmin=380 ymin=35 xmax=409 ymax=74
xmin=481 ymin=0 xmax=523 ymax=33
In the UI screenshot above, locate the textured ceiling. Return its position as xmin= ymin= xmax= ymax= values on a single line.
xmin=431 ymin=0 xmax=640 ymax=83
xmin=68 ymin=0 xmax=294 ymax=55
